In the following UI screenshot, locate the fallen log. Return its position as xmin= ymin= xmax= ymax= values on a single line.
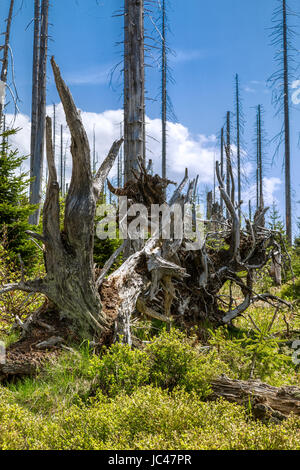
xmin=1 ymin=356 xmax=299 ymax=422
xmin=209 ymin=375 xmax=300 ymax=420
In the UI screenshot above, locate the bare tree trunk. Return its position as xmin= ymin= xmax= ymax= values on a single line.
xmin=206 ymin=191 xmax=213 ymax=220
xmin=161 ymin=0 xmax=167 ymax=182
xmin=0 ymin=0 xmax=15 ymax=124
xmin=29 ymin=0 xmax=49 ymax=225
xmin=1 ymin=58 xmax=123 ymax=339
xmin=235 ymin=74 xmax=241 ymax=221
xmin=124 ymin=0 xmax=145 ymax=184
xmin=282 ymin=0 xmax=292 ymax=244
xmin=29 ymin=0 xmax=40 ymax=202
xmin=220 ymin=127 xmax=224 ymax=214
xmin=226 ymin=111 xmax=232 ymax=217
xmin=256 ymin=110 xmax=259 ymax=210
xmin=257 ymin=105 xmax=264 ymax=211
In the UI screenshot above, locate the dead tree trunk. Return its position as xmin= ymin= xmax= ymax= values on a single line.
xmin=161 ymin=0 xmax=167 ymax=181
xmin=235 ymin=74 xmax=242 ymax=221
xmin=257 ymin=105 xmax=264 ymax=211
xmin=210 ymin=376 xmax=300 ymax=420
xmin=1 ymin=58 xmax=123 ymax=339
xmin=29 ymin=0 xmax=40 ymax=203
xmin=220 ymin=127 xmax=224 ymax=214
xmin=29 ymin=0 xmax=49 ymax=225
xmin=0 ymin=0 xmax=15 ymax=124
xmin=124 ymin=0 xmax=145 ymax=184
xmin=282 ymin=0 xmax=292 ymax=244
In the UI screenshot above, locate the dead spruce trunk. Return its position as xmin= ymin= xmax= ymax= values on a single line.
xmin=1 ymin=57 xmax=122 ymax=339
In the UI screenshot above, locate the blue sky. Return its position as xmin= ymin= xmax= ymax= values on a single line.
xmin=1 ymin=0 xmax=300 ymax=234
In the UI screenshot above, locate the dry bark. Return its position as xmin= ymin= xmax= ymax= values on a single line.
xmin=124 ymin=0 xmax=145 ymax=183
xmin=0 ymin=0 xmax=15 ymax=124
xmin=1 ymin=58 xmax=122 ymax=339
xmin=210 ymin=375 xmax=300 ymax=420
xmin=29 ymin=0 xmax=49 ymax=225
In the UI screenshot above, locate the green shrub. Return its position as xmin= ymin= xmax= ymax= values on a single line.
xmin=209 ymin=326 xmax=296 ymax=386
xmin=88 ymin=329 xmax=229 ymax=399
xmin=0 ymin=385 xmax=299 ymax=450
xmin=0 ymin=243 xmax=44 ymax=333
xmin=145 ymin=329 xmax=229 ymax=397
xmin=0 ymin=131 xmax=40 ymax=269
xmin=89 ymin=342 xmax=150 ymax=397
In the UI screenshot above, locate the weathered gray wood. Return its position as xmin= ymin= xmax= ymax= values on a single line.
xmin=210 ymin=375 xmax=300 ymax=419
xmin=36 ymin=336 xmax=64 ymax=350
xmin=29 ymin=0 xmax=40 ymax=202
xmin=1 ymin=59 xmax=122 ymax=339
xmin=124 ymin=0 xmax=145 ymax=183
xmin=0 ymin=0 xmax=15 ymax=124
xmin=29 ymin=0 xmax=49 ymax=225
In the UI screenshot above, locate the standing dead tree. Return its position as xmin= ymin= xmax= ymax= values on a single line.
xmin=235 ymin=74 xmax=243 ymax=220
xmin=268 ymin=0 xmax=296 ymax=244
xmin=124 ymin=0 xmax=145 ymax=184
xmin=220 ymin=127 xmax=224 ymax=214
xmin=256 ymin=105 xmax=264 ymax=213
xmin=29 ymin=0 xmax=40 ymax=204
xmin=161 ymin=0 xmax=167 ymax=181
xmin=0 ymin=0 xmax=15 ymax=125
xmin=155 ymin=0 xmax=175 ymax=182
xmin=29 ymin=0 xmax=49 ymax=225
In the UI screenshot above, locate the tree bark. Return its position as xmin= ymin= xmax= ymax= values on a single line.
xmin=124 ymin=0 xmax=145 ymax=183
xmin=235 ymin=74 xmax=241 ymax=221
xmin=0 ymin=0 xmax=15 ymax=124
xmin=1 ymin=58 xmax=123 ymax=339
xmin=210 ymin=375 xmax=300 ymax=420
xmin=29 ymin=0 xmax=40 ymax=206
xmin=161 ymin=0 xmax=167 ymax=182
xmin=29 ymin=0 xmax=49 ymax=225
xmin=282 ymin=0 xmax=292 ymax=244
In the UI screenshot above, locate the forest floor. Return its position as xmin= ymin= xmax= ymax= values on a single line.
xmin=0 ymin=279 xmax=299 ymax=450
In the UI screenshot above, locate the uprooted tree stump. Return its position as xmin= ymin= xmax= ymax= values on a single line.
xmin=0 ymin=57 xmax=293 ymax=391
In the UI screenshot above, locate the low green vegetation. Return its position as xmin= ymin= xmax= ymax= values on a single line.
xmin=0 ymin=328 xmax=298 ymax=450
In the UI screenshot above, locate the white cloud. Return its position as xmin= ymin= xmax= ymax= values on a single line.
xmin=6 ymin=105 xmax=217 ymax=187
xmin=6 ymin=106 xmax=281 ymax=207
xmin=243 ymin=177 xmax=282 ymax=209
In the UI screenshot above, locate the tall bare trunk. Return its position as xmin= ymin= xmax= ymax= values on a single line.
xmin=226 ymin=112 xmax=231 ymax=218
xmin=257 ymin=105 xmax=264 ymax=212
xmin=282 ymin=0 xmax=292 ymax=244
xmin=29 ymin=0 xmax=49 ymax=225
xmin=235 ymin=74 xmax=241 ymax=220
xmin=220 ymin=127 xmax=224 ymax=213
xmin=161 ymin=0 xmax=167 ymax=181
xmin=0 ymin=0 xmax=15 ymax=124
xmin=29 ymin=0 xmax=40 ymax=209
xmin=124 ymin=0 xmax=145 ymax=183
